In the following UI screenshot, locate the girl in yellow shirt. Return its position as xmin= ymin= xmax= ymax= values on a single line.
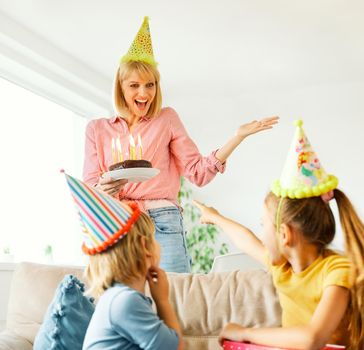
xmin=194 ymin=121 xmax=364 ymax=349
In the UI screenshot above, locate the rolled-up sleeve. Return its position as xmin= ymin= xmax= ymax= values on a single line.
xmin=169 ymin=109 xmax=226 ymax=187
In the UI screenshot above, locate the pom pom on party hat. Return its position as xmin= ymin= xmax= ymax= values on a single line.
xmin=120 ymin=16 xmax=157 ymax=67
xmin=61 ymin=171 xmax=140 ymax=255
xmin=271 ymin=120 xmax=338 ymax=199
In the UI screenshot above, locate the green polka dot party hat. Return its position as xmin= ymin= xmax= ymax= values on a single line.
xmin=271 ymin=120 xmax=338 ymax=199
xmin=120 ymin=16 xmax=157 ymax=67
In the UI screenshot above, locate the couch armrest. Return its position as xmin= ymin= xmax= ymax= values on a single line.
xmin=6 ymin=262 xmax=85 ymax=345
xmin=0 ymin=330 xmax=32 ymax=350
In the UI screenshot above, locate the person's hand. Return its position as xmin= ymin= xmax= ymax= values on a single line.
xmin=236 ymin=116 xmax=279 ymax=140
xmin=147 ymin=266 xmax=170 ymax=304
xmin=218 ymin=323 xmax=246 ymax=346
xmin=193 ymin=200 xmax=220 ymax=225
xmin=96 ymin=177 xmax=127 ymax=197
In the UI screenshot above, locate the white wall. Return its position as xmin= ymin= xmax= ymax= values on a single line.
xmin=0 ymin=11 xmax=112 ymax=117
xmin=165 ymin=82 xmax=364 ymax=252
xmin=0 ymin=1 xmax=363 ymax=254
xmin=0 ymin=1 xmax=364 ymax=319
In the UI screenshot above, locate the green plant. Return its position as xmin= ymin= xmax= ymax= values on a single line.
xmin=44 ymin=244 xmax=53 ymax=261
xmin=178 ymin=177 xmax=228 ymax=273
xmin=3 ymin=246 xmax=11 ymax=255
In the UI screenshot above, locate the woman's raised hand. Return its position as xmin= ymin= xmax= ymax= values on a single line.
xmin=215 ymin=116 xmax=279 ymax=163
xmin=192 ymin=200 xmax=221 ymax=225
xmin=236 ymin=116 xmax=279 ymax=139
xmin=96 ymin=177 xmax=128 ymax=197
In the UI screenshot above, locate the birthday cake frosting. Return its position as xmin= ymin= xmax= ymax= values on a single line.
xmin=108 ymin=160 xmax=152 ymax=171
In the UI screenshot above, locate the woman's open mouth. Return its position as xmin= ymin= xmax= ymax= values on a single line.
xmin=135 ymin=99 xmax=148 ymax=110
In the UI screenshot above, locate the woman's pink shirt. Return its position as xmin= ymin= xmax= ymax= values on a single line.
xmin=83 ymin=107 xmax=225 ymax=207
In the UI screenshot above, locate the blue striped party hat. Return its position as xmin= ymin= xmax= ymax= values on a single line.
xmin=61 ymin=171 xmax=141 ymax=255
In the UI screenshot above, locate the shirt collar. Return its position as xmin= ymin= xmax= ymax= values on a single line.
xmin=110 ymin=115 xmax=119 ymax=123
xmin=110 ymin=115 xmax=151 ymax=124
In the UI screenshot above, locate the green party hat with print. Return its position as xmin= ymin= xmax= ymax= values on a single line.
xmin=120 ymin=16 xmax=157 ymax=67
xmin=271 ymin=120 xmax=338 ymax=199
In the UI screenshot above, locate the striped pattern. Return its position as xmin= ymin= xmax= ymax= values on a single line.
xmin=63 ymin=173 xmax=140 ymax=254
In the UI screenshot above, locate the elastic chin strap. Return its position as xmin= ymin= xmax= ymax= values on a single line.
xmin=275 ymin=197 xmax=285 ymax=254
xmin=275 ymin=197 xmax=284 ymax=233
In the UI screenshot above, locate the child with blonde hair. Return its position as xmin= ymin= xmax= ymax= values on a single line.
xmin=195 ymin=120 xmax=364 ymax=349
xmin=63 ymin=172 xmax=183 ymax=350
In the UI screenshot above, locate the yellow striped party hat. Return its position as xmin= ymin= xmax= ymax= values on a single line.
xmin=120 ymin=16 xmax=157 ymax=67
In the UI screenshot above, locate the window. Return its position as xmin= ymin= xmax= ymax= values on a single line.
xmin=0 ymin=77 xmax=88 ymax=265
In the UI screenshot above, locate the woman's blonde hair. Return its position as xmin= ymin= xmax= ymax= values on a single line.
xmin=85 ymin=211 xmax=155 ymax=298
xmin=113 ymin=61 xmax=162 ymax=118
xmin=265 ymin=189 xmax=364 ymax=348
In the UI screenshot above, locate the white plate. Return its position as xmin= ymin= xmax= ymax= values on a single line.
xmin=103 ymin=167 xmax=160 ymax=183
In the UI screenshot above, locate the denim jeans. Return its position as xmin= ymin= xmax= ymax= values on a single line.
xmin=147 ymin=207 xmax=191 ymax=273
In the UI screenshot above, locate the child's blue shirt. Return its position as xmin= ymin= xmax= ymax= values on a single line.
xmin=82 ymin=283 xmax=179 ymax=350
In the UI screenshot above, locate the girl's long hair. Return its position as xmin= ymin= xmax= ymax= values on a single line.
xmin=265 ymin=189 xmax=364 ymax=348
xmin=334 ymin=189 xmax=364 ymax=349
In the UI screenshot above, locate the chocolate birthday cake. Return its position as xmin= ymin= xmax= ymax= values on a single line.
xmin=108 ymin=160 xmax=152 ymax=171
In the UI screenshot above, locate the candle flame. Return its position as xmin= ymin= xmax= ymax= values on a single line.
xmin=129 ymin=134 xmax=136 ymax=160
xmin=137 ymin=133 xmax=143 ymax=159
xmin=111 ymin=138 xmax=117 ymax=163
xmin=129 ymin=134 xmax=136 ymax=147
xmin=116 ymin=138 xmax=123 ymax=162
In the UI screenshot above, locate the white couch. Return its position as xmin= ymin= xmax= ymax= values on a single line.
xmin=0 ymin=262 xmax=281 ymax=350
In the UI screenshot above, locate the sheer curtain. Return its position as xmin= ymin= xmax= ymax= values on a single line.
xmin=0 ymin=77 xmax=88 ymax=265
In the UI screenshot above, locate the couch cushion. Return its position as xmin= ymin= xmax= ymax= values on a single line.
xmin=33 ymin=275 xmax=95 ymax=350
xmin=0 ymin=330 xmax=33 ymax=350
xmin=5 ymin=263 xmax=281 ymax=348
xmin=167 ymin=269 xmax=281 ymax=336
xmin=6 ymin=262 xmax=85 ymax=344
xmin=184 ymin=335 xmax=220 ymax=350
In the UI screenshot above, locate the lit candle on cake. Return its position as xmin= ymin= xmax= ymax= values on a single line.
xmin=129 ymin=135 xmax=136 ymax=160
xmin=116 ymin=137 xmax=123 ymax=162
xmin=137 ymin=133 xmax=143 ymax=160
xmin=111 ymin=138 xmax=117 ymax=164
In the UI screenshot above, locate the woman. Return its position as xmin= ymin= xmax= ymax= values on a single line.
xmin=83 ymin=17 xmax=278 ymax=272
